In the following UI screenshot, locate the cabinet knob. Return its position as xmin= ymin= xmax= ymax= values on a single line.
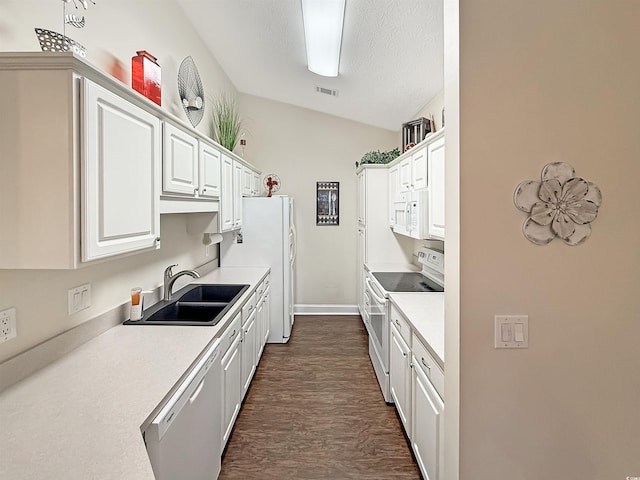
xmin=155 ymin=237 xmax=161 ymax=243
xmin=194 ymin=188 xmax=198 ymax=194
xmin=202 ymin=188 xmax=207 ymax=193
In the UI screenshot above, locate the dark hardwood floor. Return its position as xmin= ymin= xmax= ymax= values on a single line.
xmin=219 ymin=315 xmax=421 ymax=480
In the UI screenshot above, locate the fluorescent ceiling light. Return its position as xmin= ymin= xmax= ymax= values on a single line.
xmin=301 ymin=0 xmax=346 ymax=77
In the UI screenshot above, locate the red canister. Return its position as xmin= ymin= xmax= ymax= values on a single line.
xmin=131 ymin=50 xmax=161 ymax=106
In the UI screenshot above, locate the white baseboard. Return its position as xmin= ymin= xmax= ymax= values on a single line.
xmin=294 ymin=304 xmax=359 ymax=315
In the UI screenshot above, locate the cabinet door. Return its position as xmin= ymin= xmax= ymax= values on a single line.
xmin=427 ymin=137 xmax=445 ymax=240
xmin=256 ymin=295 xmax=265 ymax=360
xmin=219 ymin=154 xmax=234 ymax=232
xmin=242 ymin=166 xmax=253 ymax=196
xmin=388 ymin=165 xmax=400 ymax=227
xmin=263 ymin=287 xmax=271 ymax=345
xmin=199 ymin=141 xmax=221 ymax=198
xmin=82 ymin=79 xmax=161 ymax=262
xmin=221 ymin=329 xmax=242 ymax=447
xmin=412 ymin=358 xmax=444 ymax=480
xmin=356 ymin=228 xmax=366 ymax=315
xmin=163 ymin=122 xmax=199 ymax=196
xmin=357 ymin=171 xmax=366 ymax=225
xmin=252 ymin=171 xmax=261 ymax=196
xmin=399 ymin=157 xmax=412 ymax=191
xmin=390 ymin=323 xmax=412 ymax=436
xmin=412 ymin=147 xmax=428 ymax=190
xmin=241 ymin=309 xmax=257 ymax=398
xmin=233 ymin=160 xmax=243 ymax=229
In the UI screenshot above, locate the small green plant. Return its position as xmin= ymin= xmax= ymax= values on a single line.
xmin=356 ymin=147 xmax=401 ymax=168
xmin=209 ymin=92 xmax=243 ymax=152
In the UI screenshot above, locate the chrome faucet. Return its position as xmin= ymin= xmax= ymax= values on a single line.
xmin=163 ymin=264 xmax=200 ymax=301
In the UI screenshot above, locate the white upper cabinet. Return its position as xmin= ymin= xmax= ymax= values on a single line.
xmin=388 ymin=164 xmax=400 ymax=227
xmin=199 ymin=142 xmax=221 ymax=198
xmin=162 ymin=122 xmax=199 ymax=196
xmin=242 ymin=165 xmax=262 ymax=197
xmin=427 ymin=136 xmax=445 ymax=240
xmin=399 ymin=146 xmax=427 ymax=192
xmin=386 ymin=130 xmax=445 ymax=241
xmin=399 ymin=157 xmax=412 ymax=191
xmin=82 ymin=79 xmax=161 ymax=262
xmin=357 ymin=170 xmax=366 ymax=226
xmin=219 ymin=153 xmax=235 ymax=232
xmin=252 ymin=171 xmax=261 ymax=196
xmin=411 ymin=147 xmax=428 ymax=190
xmin=0 ymin=55 xmax=164 ymax=269
xmin=242 ymin=166 xmax=253 ymax=196
xmin=233 ymin=160 xmax=244 ymax=228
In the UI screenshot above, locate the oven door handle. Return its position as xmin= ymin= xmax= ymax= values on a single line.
xmin=365 ymin=277 xmax=387 ymax=304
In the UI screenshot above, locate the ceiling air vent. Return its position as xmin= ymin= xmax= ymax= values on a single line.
xmin=315 ymin=86 xmax=338 ymax=97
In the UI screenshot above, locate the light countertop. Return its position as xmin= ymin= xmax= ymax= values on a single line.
xmin=389 ymin=293 xmax=444 ymax=370
xmin=0 ymin=266 xmax=269 ymax=480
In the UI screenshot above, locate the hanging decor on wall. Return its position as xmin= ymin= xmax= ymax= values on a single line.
xmin=514 ymin=162 xmax=602 ymax=246
xmin=316 ymin=182 xmax=340 ymax=225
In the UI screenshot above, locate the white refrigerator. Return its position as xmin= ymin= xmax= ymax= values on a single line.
xmin=220 ymin=196 xmax=296 ymax=343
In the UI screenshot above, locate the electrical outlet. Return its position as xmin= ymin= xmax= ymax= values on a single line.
xmin=0 ymin=308 xmax=17 ymax=344
xmin=68 ymin=284 xmax=92 ymax=315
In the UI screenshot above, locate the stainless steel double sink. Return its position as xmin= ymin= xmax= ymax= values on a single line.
xmin=124 ymin=284 xmax=249 ymax=326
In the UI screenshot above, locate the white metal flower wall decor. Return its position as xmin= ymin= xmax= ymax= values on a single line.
xmin=514 ymin=162 xmax=602 ymax=246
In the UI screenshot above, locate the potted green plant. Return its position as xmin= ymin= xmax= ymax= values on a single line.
xmin=356 ymin=147 xmax=401 ymax=168
xmin=209 ymin=92 xmax=243 ymax=152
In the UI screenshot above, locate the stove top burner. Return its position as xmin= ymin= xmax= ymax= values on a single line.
xmin=371 ymin=272 xmax=444 ymax=293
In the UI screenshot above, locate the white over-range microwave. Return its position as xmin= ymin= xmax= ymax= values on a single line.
xmin=391 ymin=189 xmax=428 ymax=239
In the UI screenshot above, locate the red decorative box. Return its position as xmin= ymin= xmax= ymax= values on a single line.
xmin=131 ymin=50 xmax=161 ymax=106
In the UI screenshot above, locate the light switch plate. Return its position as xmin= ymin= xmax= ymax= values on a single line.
xmin=68 ymin=284 xmax=92 ymax=315
xmin=495 ymin=315 xmax=528 ymax=348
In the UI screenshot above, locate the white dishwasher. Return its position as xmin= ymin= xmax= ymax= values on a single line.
xmin=145 ymin=338 xmax=222 ymax=480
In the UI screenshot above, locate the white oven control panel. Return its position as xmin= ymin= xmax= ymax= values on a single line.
xmin=418 ymin=247 xmax=444 ymax=275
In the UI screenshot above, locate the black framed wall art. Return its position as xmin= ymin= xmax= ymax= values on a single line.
xmin=316 ymin=182 xmax=339 ymax=225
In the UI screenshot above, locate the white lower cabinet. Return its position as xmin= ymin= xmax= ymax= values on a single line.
xmin=221 ymin=316 xmax=242 ymax=447
xmin=262 ymin=286 xmax=271 ymax=347
xmin=255 ymin=295 xmax=265 ymax=359
xmin=390 ymin=323 xmax=412 ymax=436
xmin=241 ymin=305 xmax=257 ymax=399
xmin=411 ymin=352 xmax=444 ymax=480
xmin=389 ymin=304 xmax=445 ymax=480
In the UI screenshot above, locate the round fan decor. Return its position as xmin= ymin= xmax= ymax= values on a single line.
xmin=177 ymin=56 xmax=205 ymax=127
xmin=264 ymin=174 xmax=281 ymax=197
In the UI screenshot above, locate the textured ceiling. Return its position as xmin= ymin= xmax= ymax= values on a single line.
xmin=176 ymin=0 xmax=443 ymax=131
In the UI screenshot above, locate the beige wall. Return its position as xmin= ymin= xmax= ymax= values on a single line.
xmin=456 ymin=0 xmax=640 ymax=477
xmin=0 ymin=0 xmax=235 ymax=362
xmin=238 ymin=93 xmax=397 ymax=305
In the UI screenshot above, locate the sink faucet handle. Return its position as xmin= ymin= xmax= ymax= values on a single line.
xmin=164 ymin=264 xmax=178 ymax=278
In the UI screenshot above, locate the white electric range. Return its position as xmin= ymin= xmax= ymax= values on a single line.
xmin=364 ymin=247 xmax=444 ymax=403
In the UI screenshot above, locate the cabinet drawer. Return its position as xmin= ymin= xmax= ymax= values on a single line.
xmin=220 ymin=312 xmax=242 ymax=356
xmin=242 ymin=292 xmax=257 ymax=320
xmin=412 ymin=334 xmax=444 ymax=399
xmin=390 ymin=304 xmax=412 ymax=346
xmin=257 ymin=274 xmax=270 ymax=299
